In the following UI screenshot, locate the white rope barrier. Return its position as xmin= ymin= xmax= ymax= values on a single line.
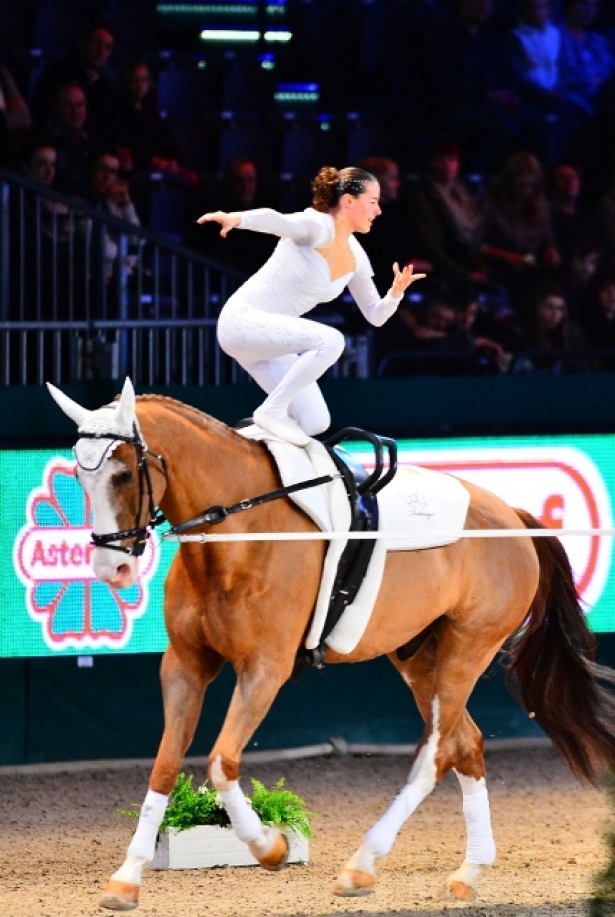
xmin=163 ymin=527 xmax=615 ymax=544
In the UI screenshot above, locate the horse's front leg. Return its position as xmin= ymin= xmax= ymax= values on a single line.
xmin=207 ymin=659 xmax=292 ymax=872
xmin=101 ymin=643 xmax=223 ymax=912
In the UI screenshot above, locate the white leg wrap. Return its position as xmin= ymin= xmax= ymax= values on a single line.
xmin=346 ymin=842 xmax=378 ymax=875
xmin=111 ymin=854 xmax=149 ymax=886
xmin=455 ymin=772 xmax=496 ymax=865
xmin=218 ymin=781 xmax=265 ymax=844
xmin=126 ymin=789 xmax=169 ymax=863
xmin=364 ymin=782 xmax=424 ymax=857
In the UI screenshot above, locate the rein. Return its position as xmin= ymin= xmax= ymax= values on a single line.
xmin=164 ymin=473 xmax=339 ymax=537
xmin=77 ymin=423 xmax=167 ymax=557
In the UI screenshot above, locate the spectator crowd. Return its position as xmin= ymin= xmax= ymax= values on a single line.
xmin=2 ymin=0 xmax=615 ymax=378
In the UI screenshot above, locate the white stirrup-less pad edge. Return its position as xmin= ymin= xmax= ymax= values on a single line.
xmin=239 ymin=432 xmax=470 ymax=654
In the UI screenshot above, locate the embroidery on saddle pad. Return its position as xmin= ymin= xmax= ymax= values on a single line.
xmin=378 ymin=466 xmax=470 ymax=552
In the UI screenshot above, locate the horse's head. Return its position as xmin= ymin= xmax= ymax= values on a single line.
xmin=47 ymin=377 xmax=166 ymax=589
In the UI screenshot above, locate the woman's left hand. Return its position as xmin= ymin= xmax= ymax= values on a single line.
xmin=196 ymin=211 xmax=241 ymax=236
xmin=391 ymin=262 xmax=427 ymax=298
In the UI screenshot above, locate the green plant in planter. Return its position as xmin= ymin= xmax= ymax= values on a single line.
xmin=118 ymin=773 xmax=316 ymax=838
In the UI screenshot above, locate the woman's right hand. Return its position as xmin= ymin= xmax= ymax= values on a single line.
xmin=196 ymin=211 xmax=241 ymax=237
xmin=390 ymin=262 xmax=427 ymax=298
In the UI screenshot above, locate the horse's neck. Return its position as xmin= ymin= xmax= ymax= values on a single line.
xmin=138 ymin=403 xmax=274 ymax=524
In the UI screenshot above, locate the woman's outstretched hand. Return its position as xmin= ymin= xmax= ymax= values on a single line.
xmin=391 ymin=262 xmax=427 ymax=298
xmin=196 ymin=211 xmax=241 ymax=237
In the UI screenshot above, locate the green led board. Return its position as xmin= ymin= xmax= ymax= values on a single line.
xmin=1 ymin=434 xmax=614 ymax=656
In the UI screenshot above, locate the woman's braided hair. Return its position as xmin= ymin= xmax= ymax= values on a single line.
xmin=311 ymin=166 xmax=376 ymax=212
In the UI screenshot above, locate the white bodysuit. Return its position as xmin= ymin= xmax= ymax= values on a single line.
xmin=217 ymin=207 xmax=402 ymax=437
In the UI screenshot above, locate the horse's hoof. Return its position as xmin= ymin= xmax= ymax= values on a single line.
xmin=99 ymin=878 xmax=140 ymax=911
xmin=333 ymin=869 xmax=376 ymax=897
xmin=249 ymin=829 xmax=289 ymax=871
xmin=445 ymin=861 xmax=487 ymax=901
xmin=446 ymin=879 xmax=477 ymax=901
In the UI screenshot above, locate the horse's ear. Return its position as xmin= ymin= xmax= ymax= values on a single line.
xmin=115 ymin=377 xmax=136 ymax=431
xmin=46 ymin=382 xmax=89 ymax=428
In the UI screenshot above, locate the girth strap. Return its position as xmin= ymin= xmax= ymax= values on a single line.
xmin=299 ymin=448 xmax=379 ymax=668
xmin=293 ymin=428 xmax=397 ymax=676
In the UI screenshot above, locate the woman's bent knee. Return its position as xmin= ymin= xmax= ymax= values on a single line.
xmin=319 ymin=327 xmax=345 ymax=361
xmin=300 ymin=405 xmax=331 ymax=436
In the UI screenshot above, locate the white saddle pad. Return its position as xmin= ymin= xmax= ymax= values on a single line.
xmin=238 ymin=427 xmax=469 ymax=654
xmin=378 ymin=465 xmax=470 ymax=551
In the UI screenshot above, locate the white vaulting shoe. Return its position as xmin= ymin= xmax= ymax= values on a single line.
xmin=235 ymin=423 xmax=264 ymax=441
xmin=253 ymin=407 xmax=310 ymax=447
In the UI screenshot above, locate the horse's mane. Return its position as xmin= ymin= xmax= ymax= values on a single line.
xmin=134 ymin=393 xmax=237 ymax=440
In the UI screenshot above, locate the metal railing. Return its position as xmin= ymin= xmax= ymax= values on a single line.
xmin=0 ymin=168 xmax=250 ymax=386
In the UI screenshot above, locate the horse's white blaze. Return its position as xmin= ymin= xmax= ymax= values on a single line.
xmin=81 ymin=459 xmax=139 ymax=587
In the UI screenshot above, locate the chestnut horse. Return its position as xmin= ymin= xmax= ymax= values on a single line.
xmin=47 ymin=378 xmax=615 ymax=912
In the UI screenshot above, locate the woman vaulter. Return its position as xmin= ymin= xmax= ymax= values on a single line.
xmin=198 ymin=165 xmax=425 ymax=446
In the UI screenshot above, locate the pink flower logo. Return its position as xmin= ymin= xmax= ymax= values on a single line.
xmin=13 ymin=457 xmax=159 ymax=651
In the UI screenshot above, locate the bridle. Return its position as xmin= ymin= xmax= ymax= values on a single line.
xmin=77 ymin=419 xmax=336 ymax=557
xmin=76 ymin=422 xmax=167 ymax=557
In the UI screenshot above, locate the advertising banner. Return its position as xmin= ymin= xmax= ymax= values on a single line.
xmin=350 ymin=433 xmax=615 ymax=634
xmin=2 ymin=433 xmax=614 ymax=657
xmin=5 ymin=451 xmax=173 ymax=657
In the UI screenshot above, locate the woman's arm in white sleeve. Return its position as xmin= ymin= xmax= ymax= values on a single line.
xmin=237 ymin=208 xmax=331 ymax=245
xmin=346 ymin=271 xmax=403 ymax=327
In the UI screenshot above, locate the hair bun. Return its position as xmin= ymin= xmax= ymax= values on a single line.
xmin=311 ymin=164 xmax=376 ymax=212
xmin=311 ymin=166 xmax=340 ymax=212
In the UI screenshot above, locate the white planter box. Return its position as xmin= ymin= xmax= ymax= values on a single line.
xmin=150 ymin=825 xmax=310 ymax=870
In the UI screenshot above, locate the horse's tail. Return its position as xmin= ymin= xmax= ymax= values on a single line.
xmin=504 ymin=508 xmax=615 ymax=784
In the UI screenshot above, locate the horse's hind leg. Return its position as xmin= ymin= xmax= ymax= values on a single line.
xmin=394 ymin=638 xmax=496 ymax=899
xmin=335 ymin=631 xmax=496 ymax=899
xmin=100 ymin=643 xmax=223 ymax=912
xmin=334 ymin=636 xmax=441 ymax=898
xmin=447 ymin=755 xmax=496 ymax=900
